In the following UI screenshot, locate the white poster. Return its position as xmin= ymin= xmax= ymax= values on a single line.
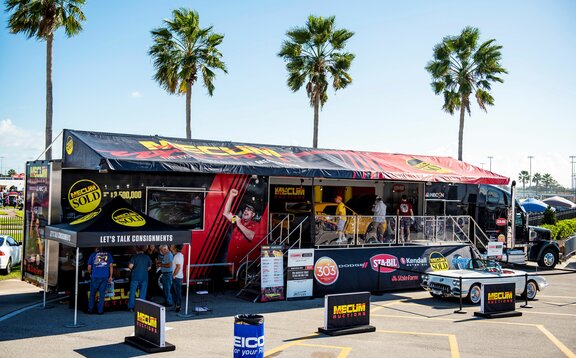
xmin=286 ymin=249 xmax=314 ymax=299
xmin=487 ymin=242 xmax=504 ymax=259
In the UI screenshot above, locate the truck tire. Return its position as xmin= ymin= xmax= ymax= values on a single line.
xmin=537 ymin=247 xmax=558 ymax=269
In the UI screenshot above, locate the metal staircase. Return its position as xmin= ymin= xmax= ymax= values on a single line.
xmin=236 ymin=216 xmax=308 ymax=302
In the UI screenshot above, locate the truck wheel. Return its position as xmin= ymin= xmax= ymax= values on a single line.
xmin=467 ymin=283 xmax=482 ymax=304
xmin=538 ymin=248 xmax=558 ymax=269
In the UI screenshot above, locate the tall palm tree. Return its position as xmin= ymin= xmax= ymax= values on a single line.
xmin=541 ymin=173 xmax=554 ymax=194
xmin=278 ymin=15 xmax=354 ymax=148
xmin=518 ymin=170 xmax=530 ymax=195
xmin=425 ymin=27 xmax=507 ymax=161
xmin=149 ymin=8 xmax=227 ymax=139
xmin=5 ymin=0 xmax=86 ymax=160
xmin=532 ymin=172 xmax=542 ymax=195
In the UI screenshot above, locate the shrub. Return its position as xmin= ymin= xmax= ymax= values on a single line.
xmin=542 ymin=206 xmax=557 ymax=225
xmin=541 ymin=218 xmax=576 ymax=240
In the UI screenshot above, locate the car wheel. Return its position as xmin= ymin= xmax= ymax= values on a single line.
xmin=538 ymin=248 xmax=558 ymax=269
xmin=523 ymin=280 xmax=538 ymax=300
xmin=467 ymin=283 xmax=482 ymax=304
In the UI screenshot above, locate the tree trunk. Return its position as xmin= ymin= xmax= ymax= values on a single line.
xmin=186 ymin=82 xmax=192 ymax=139
xmin=45 ymin=34 xmax=54 ymax=160
xmin=457 ymin=102 xmax=466 ymax=161
xmin=313 ymin=96 xmax=319 ymax=148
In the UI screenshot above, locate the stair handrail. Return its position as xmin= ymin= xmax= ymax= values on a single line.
xmin=237 ymin=215 xmax=290 ymax=281
xmin=241 ymin=216 xmax=309 ymax=288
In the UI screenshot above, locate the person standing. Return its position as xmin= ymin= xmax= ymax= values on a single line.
xmin=397 ymin=195 xmax=414 ymax=242
xmin=127 ymin=246 xmax=152 ymax=312
xmin=372 ymin=196 xmax=387 ymax=242
xmin=171 ymin=245 xmax=184 ymax=312
xmin=157 ymin=245 xmax=174 ymax=307
xmin=87 ymin=247 xmax=113 ymax=315
xmin=334 ymin=195 xmax=347 ymax=244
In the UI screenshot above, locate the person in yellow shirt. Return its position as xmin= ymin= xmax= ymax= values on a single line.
xmin=334 ymin=195 xmax=347 ymax=244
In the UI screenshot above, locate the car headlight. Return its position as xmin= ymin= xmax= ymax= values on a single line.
xmin=422 ymin=274 xmax=429 ymax=281
xmin=452 ymin=279 xmax=460 ymax=287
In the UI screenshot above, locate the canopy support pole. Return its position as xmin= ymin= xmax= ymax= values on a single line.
xmin=65 ymin=247 xmax=85 ymax=328
xmin=38 ymin=238 xmax=54 ymax=310
xmin=178 ymin=241 xmax=193 ymax=318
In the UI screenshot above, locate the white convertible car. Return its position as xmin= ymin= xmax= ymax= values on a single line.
xmin=421 ymin=259 xmax=548 ymax=304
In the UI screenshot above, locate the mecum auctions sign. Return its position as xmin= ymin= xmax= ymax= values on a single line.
xmin=323 ymin=292 xmax=371 ymax=330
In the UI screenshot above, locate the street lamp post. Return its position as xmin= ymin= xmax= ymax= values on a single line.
xmin=570 ymin=156 xmax=576 ymax=200
xmin=0 ymin=156 xmax=4 ymax=177
xmin=480 ymin=162 xmax=485 ymax=169
xmin=528 ymin=156 xmax=534 ymax=196
xmin=488 ymin=156 xmax=493 ymax=172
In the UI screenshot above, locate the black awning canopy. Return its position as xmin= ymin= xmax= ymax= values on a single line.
xmin=46 ymin=197 xmax=191 ymax=248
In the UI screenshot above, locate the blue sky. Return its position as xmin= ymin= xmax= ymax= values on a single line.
xmin=1 ymin=0 xmax=575 ymax=187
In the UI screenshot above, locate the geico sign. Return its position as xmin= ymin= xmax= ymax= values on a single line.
xmin=234 ymin=336 xmax=265 ymax=348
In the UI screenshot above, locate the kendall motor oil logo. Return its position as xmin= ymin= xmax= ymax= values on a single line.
xmin=68 ymin=179 xmax=102 ymax=213
xmin=314 ymin=256 xmax=339 ymax=285
xmin=65 ymin=136 xmax=74 ymax=155
xmin=370 ymin=254 xmax=399 ymax=273
xmin=70 ymin=208 xmax=102 ymax=225
xmin=407 ymin=158 xmax=451 ymax=174
xmin=429 ymin=252 xmax=449 ymax=271
xmin=112 ymin=208 xmax=146 ymax=227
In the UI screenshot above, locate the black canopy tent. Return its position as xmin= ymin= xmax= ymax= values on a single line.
xmin=46 ymin=197 xmax=193 ymax=327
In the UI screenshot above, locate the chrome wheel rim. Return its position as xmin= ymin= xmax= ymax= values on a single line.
xmin=470 ymin=286 xmax=481 ymax=304
xmin=527 ymin=282 xmax=537 ymax=300
xmin=543 ymin=252 xmax=555 ymax=267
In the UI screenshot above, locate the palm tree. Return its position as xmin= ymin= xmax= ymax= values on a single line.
xmin=5 ymin=0 xmax=86 ymax=160
xmin=425 ymin=27 xmax=507 ymax=161
xmin=541 ymin=173 xmax=554 ymax=194
xmin=532 ymin=173 xmax=542 ymax=195
xmin=518 ymin=170 xmax=530 ymax=196
xmin=149 ymin=8 xmax=227 ymax=139
xmin=278 ymin=15 xmax=354 ymax=148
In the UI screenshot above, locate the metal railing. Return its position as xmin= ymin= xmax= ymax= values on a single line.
xmin=314 ymin=215 xmax=489 ymax=254
xmin=240 ymin=216 xmax=308 ymax=288
xmin=564 ymin=235 xmax=576 ymax=259
xmin=528 ymin=207 xmax=576 ymax=226
xmin=0 ymin=215 xmax=24 ymax=242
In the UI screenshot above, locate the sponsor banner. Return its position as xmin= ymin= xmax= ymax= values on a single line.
xmin=260 ymin=245 xmax=284 ymax=302
xmin=135 ymin=298 xmax=166 ymax=347
xmin=313 ymin=245 xmax=473 ymax=296
xmin=286 ymin=249 xmax=314 ymax=299
xmin=487 ymin=242 xmax=504 ymax=259
xmin=324 ymin=292 xmax=371 ymax=330
xmin=481 ymin=283 xmax=516 ymax=314
xmin=23 ymin=162 xmax=51 ymax=286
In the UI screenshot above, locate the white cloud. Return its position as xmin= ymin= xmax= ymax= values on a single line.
xmin=0 ymin=119 xmax=44 ymax=173
xmin=131 ymin=91 xmax=142 ymax=98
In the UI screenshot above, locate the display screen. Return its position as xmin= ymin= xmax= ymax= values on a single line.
xmin=146 ymin=188 xmax=204 ymax=230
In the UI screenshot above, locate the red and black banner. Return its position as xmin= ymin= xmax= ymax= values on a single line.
xmin=62 ymin=129 xmax=509 ymax=184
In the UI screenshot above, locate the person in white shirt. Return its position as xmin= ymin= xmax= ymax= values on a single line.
xmin=171 ymin=245 xmax=184 ymax=312
xmin=372 ymin=196 xmax=388 ymax=242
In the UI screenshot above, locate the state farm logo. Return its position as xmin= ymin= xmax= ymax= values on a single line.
xmin=370 ymin=254 xmax=399 ymax=273
xmin=400 ymin=257 xmax=428 ymax=267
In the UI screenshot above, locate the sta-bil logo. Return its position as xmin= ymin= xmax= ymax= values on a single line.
xmin=112 ymin=208 xmax=146 ymax=227
xmin=68 ymin=179 xmax=102 ymax=213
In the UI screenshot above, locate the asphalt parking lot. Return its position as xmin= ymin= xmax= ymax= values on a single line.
xmin=1 ymin=261 xmax=575 ymax=357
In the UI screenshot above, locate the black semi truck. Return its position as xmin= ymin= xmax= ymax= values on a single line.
xmin=425 ymin=181 xmax=559 ymax=268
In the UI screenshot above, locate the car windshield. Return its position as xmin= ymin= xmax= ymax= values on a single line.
xmin=473 ymin=259 xmax=502 ymax=272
